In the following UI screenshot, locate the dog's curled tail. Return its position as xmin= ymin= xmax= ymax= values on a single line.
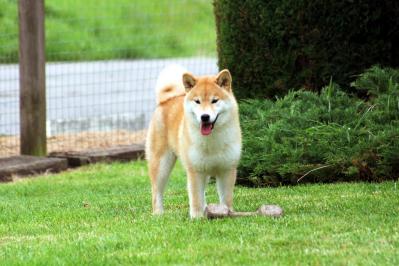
xmin=155 ymin=64 xmax=187 ymax=105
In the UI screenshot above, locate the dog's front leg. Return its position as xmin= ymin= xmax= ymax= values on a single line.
xmin=216 ymin=168 xmax=237 ymax=210
xmin=187 ymin=170 xmax=207 ymax=218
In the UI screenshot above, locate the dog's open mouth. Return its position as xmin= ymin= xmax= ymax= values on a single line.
xmin=200 ymin=115 xmax=219 ymax=136
xmin=200 ymin=122 xmax=213 ymax=135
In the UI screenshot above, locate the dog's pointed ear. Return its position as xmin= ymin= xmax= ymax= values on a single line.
xmin=183 ymin=73 xmax=197 ymax=92
xmin=216 ymin=69 xmax=232 ymax=91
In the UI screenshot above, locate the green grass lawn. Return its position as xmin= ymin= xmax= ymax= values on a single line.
xmin=0 ymin=0 xmax=215 ymax=62
xmin=0 ymin=161 xmax=398 ymax=265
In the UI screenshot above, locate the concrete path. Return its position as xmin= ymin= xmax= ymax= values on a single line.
xmin=0 ymin=57 xmax=217 ymax=135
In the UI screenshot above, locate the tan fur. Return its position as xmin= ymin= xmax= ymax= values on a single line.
xmin=146 ymin=66 xmax=242 ymax=218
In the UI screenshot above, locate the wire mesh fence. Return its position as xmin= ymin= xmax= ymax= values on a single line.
xmin=0 ymin=0 xmax=217 ymax=157
xmin=0 ymin=0 xmax=19 ymax=157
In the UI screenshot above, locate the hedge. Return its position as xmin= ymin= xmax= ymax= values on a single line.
xmin=237 ymin=66 xmax=399 ymax=186
xmin=214 ymin=0 xmax=399 ymax=99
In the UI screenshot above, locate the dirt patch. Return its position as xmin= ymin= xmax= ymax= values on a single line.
xmin=0 ymin=130 xmax=146 ymax=157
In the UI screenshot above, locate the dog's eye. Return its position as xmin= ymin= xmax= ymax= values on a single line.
xmin=211 ymin=99 xmax=219 ymax=104
xmin=194 ymin=99 xmax=201 ymax=104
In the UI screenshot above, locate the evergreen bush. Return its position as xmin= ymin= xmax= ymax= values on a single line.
xmin=214 ymin=0 xmax=399 ymax=99
xmin=238 ymin=66 xmax=399 ymax=186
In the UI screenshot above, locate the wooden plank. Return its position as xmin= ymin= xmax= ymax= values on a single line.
xmin=49 ymin=144 xmax=145 ymax=167
xmin=18 ymin=0 xmax=47 ymax=156
xmin=0 ymin=156 xmax=68 ymax=182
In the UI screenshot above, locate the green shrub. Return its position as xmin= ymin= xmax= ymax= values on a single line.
xmin=214 ymin=0 xmax=399 ymax=99
xmin=351 ymin=65 xmax=399 ymax=97
xmin=238 ymin=66 xmax=399 ymax=186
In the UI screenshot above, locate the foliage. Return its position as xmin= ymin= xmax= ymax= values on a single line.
xmin=0 ymin=0 xmax=215 ymax=62
xmin=214 ymin=0 xmax=399 ymax=99
xmin=238 ymin=66 xmax=399 ymax=186
xmin=0 ymin=162 xmax=398 ymax=264
xmin=351 ymin=65 xmax=399 ymax=97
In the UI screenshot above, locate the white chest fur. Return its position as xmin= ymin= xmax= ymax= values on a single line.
xmin=184 ymin=124 xmax=241 ymax=176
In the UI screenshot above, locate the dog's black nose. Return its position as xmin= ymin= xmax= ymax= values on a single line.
xmin=201 ymin=114 xmax=210 ymax=122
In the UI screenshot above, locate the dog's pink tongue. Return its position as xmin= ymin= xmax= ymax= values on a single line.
xmin=201 ymin=123 xmax=212 ymax=136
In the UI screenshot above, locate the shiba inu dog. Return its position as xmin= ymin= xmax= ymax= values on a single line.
xmin=145 ymin=65 xmax=241 ymax=218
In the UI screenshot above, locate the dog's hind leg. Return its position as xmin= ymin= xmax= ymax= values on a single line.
xmin=149 ymin=150 xmax=176 ymax=215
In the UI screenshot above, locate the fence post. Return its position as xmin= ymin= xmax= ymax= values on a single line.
xmin=18 ymin=0 xmax=47 ymax=156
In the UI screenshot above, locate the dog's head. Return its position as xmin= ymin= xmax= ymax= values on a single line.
xmin=182 ymin=69 xmax=236 ymax=136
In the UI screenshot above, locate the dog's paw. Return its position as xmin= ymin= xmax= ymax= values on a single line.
xmin=152 ymin=208 xmax=164 ymax=216
xmin=190 ymin=209 xmax=205 ymax=219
